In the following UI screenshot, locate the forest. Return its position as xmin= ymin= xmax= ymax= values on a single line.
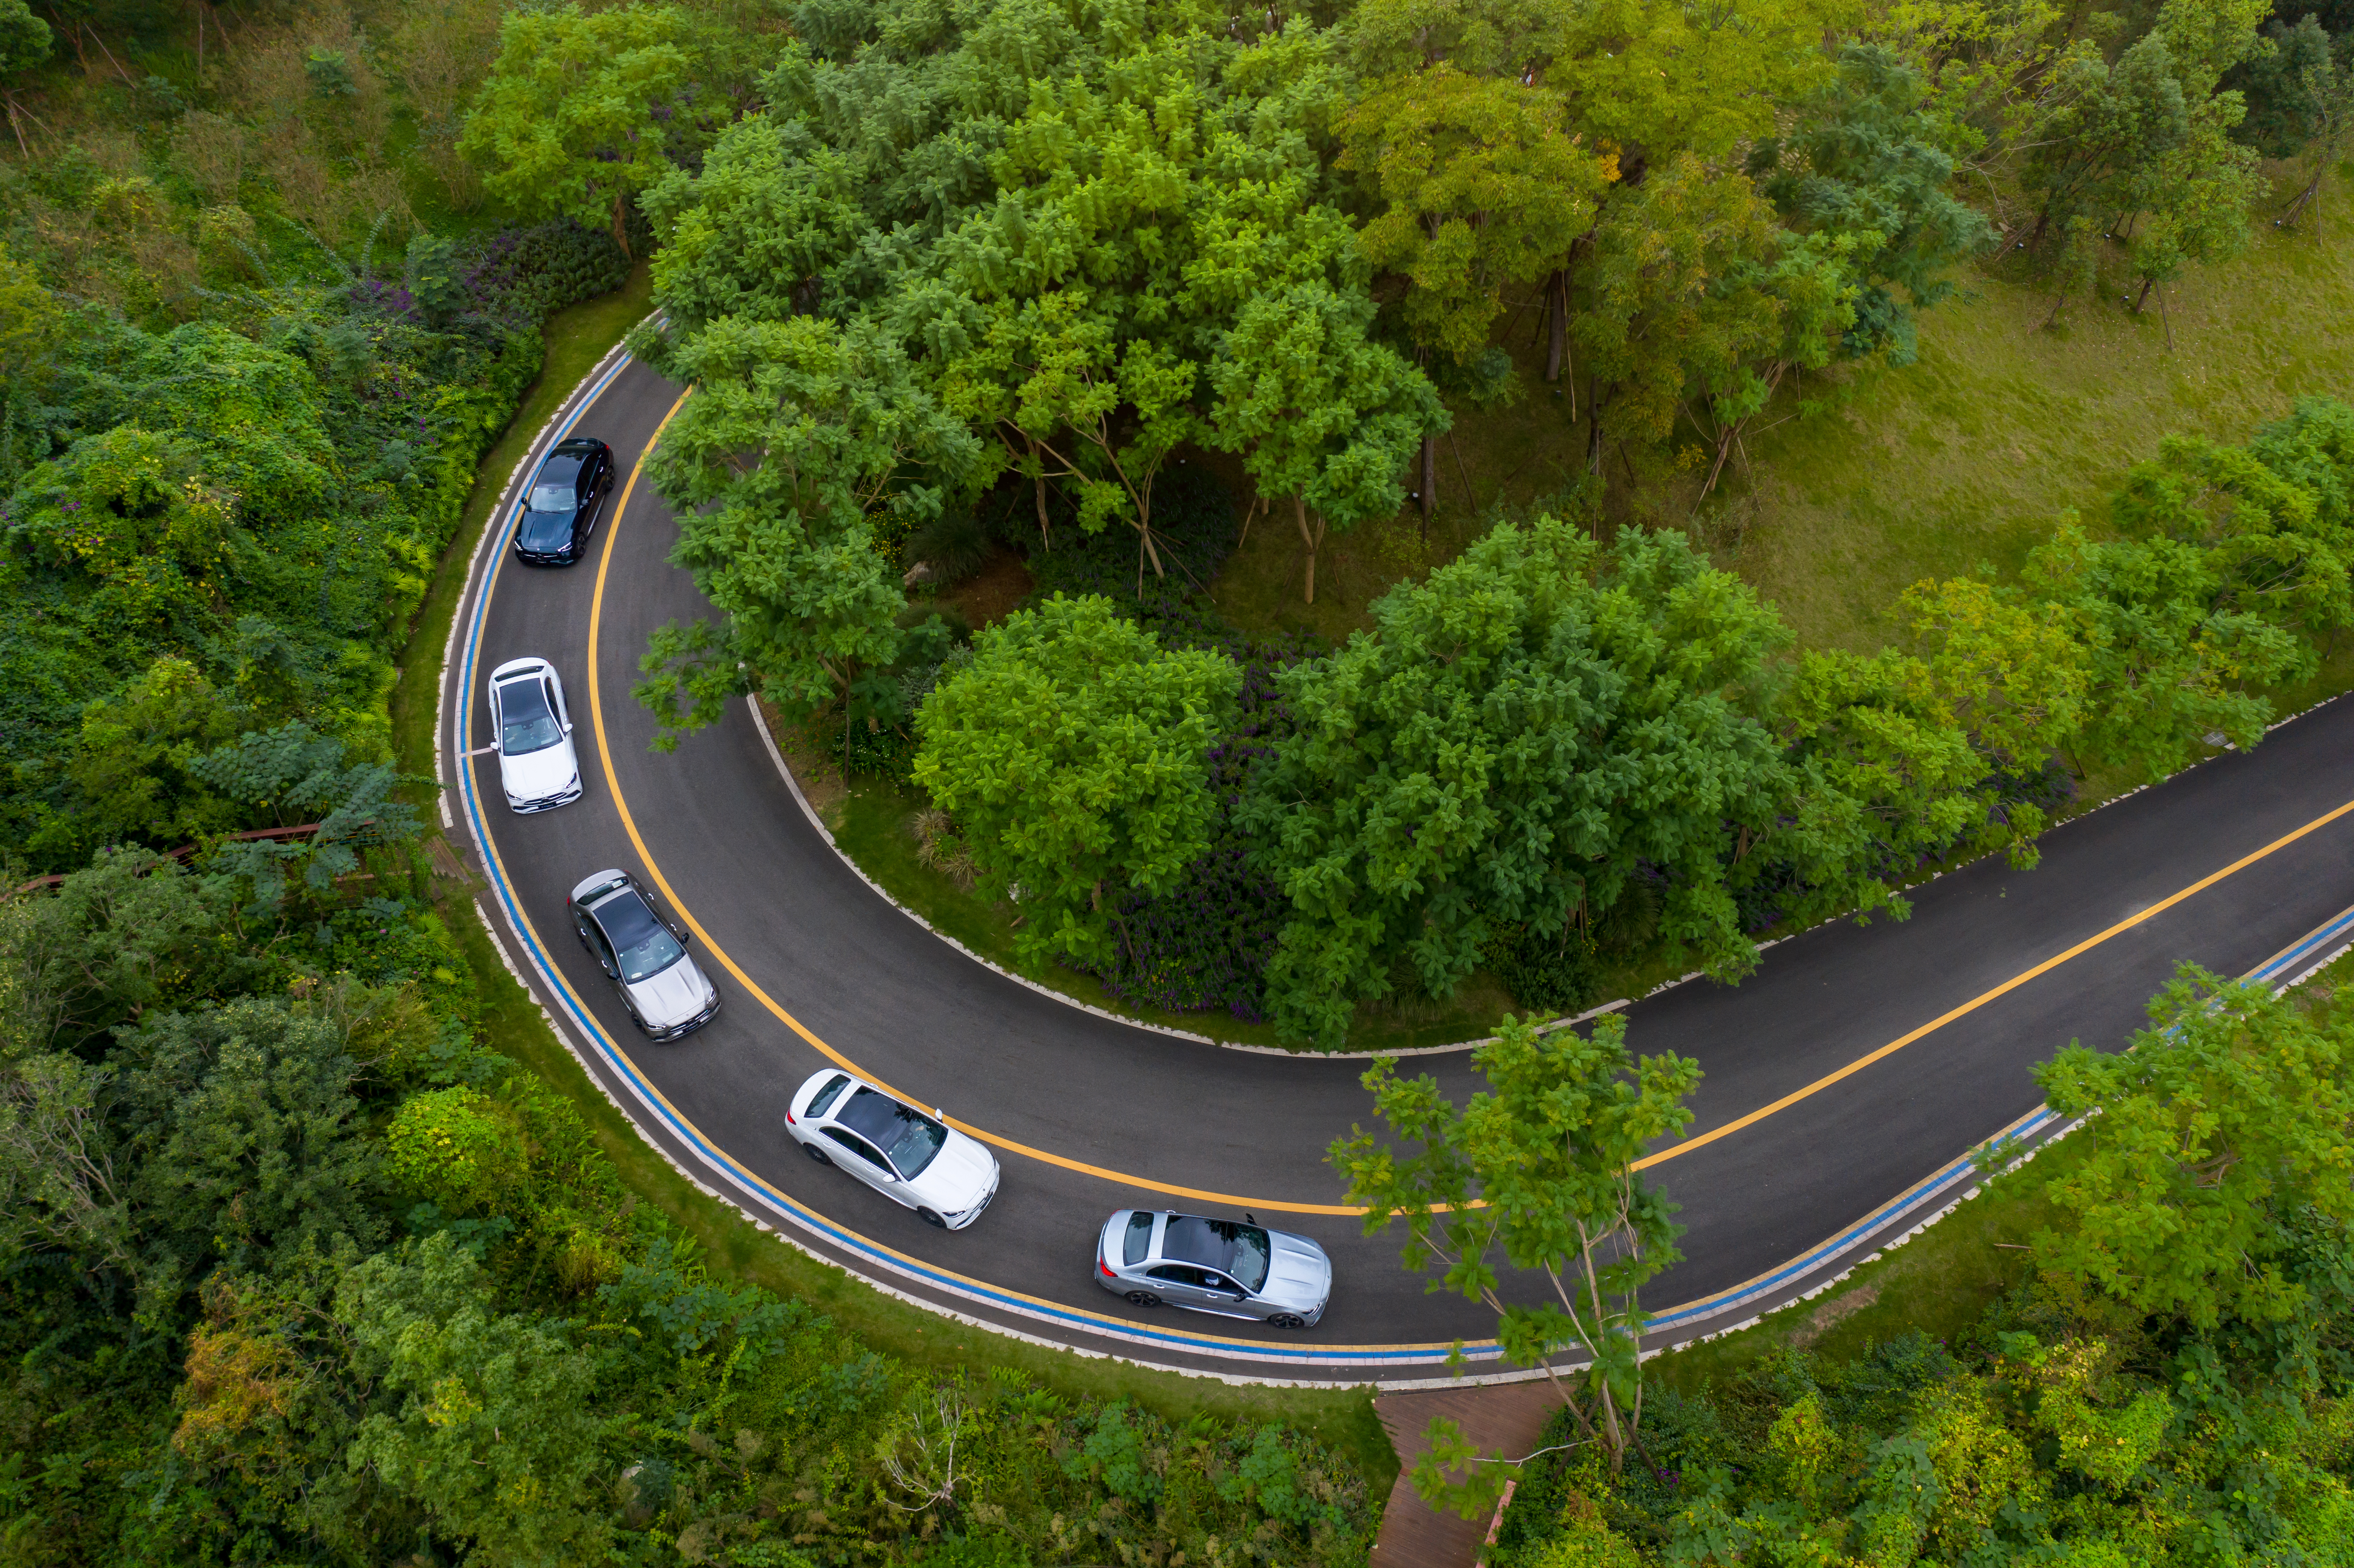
xmin=3 ymin=0 xmax=2354 ymax=1560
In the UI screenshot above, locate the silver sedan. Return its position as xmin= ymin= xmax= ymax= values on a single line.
xmin=1095 ymin=1209 xmax=1332 ymax=1330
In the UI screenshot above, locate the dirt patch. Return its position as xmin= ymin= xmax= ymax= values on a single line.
xmin=1789 ymin=1282 xmax=1882 ymax=1349
xmin=930 ymin=546 xmax=1035 ymax=630
xmin=759 ymin=698 xmax=847 ymax=826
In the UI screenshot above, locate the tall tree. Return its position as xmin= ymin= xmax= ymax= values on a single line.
xmin=912 ymin=594 xmax=1239 ymax=970
xmin=635 ymin=314 xmax=981 ymax=751
xmin=1336 ymin=59 xmax=1615 ymax=504
xmin=1242 ymin=517 xmax=1786 ymax=1047
xmin=460 ymin=3 xmax=705 ymax=256
xmin=1332 ymin=1011 xmax=1699 ymax=1497
xmin=1206 ymin=281 xmax=1441 ymax=604
xmin=2027 ymin=964 xmax=2354 ymax=1328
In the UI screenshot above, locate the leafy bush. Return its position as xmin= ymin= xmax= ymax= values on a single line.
xmin=385 ymin=1086 xmax=527 ymax=1214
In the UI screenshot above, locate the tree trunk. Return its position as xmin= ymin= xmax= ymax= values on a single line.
xmin=1420 ymin=433 xmax=1435 ymax=529
xmin=1294 ymin=494 xmax=1326 ymax=605
xmin=1030 ymin=436 xmax=1051 ymax=551
xmin=611 ymin=190 xmax=632 ymax=259
xmin=2133 ymin=276 xmax=2155 ymax=313
xmin=1545 ymin=268 xmax=1566 ymax=383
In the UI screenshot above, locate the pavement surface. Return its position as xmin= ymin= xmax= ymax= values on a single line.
xmin=438 ymin=349 xmax=2354 ymax=1384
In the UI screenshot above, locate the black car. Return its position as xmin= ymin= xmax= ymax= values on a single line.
xmin=513 ymin=437 xmax=616 ymax=565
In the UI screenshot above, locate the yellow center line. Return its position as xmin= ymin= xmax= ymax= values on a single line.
xmin=1632 ymin=795 xmax=2354 ymax=1170
xmin=583 ymin=395 xmax=1362 ymax=1215
xmin=583 ymin=395 xmax=2354 ymax=1209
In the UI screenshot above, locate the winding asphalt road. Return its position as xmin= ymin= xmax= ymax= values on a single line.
xmin=438 ymin=347 xmax=2354 ymax=1385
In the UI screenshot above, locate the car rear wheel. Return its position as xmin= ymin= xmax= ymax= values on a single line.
xmin=1266 ymin=1313 xmax=1308 ymax=1331
xmin=917 ymin=1208 xmax=947 ymax=1228
xmin=1124 ymin=1291 xmax=1160 ymax=1308
xmin=802 ymin=1142 xmax=832 ymax=1166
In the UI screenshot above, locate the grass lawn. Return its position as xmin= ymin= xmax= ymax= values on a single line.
xmin=1205 ymin=168 xmax=2354 ymax=663
xmin=1734 ymin=183 xmax=2354 ymax=654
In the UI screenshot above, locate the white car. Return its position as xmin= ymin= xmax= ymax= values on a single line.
xmin=787 ymin=1069 xmax=1000 ymax=1230
xmin=488 ymin=657 xmax=582 ymax=812
xmin=566 ymin=870 xmax=721 ymax=1039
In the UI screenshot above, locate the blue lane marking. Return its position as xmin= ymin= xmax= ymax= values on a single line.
xmin=452 ymin=360 xmax=2354 ymax=1371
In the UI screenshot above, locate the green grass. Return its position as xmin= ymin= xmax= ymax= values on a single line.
xmin=433 ymin=867 xmax=1396 ymax=1485
xmin=1205 ymin=168 xmax=2354 ymax=668
xmin=389 ymin=264 xmax=654 ymax=792
xmin=1731 ymin=185 xmax=2354 ymax=654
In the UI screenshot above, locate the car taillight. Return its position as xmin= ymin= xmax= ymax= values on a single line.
xmin=785 ymin=1108 xmax=796 ymax=1124
xmin=1098 ymin=1259 xmax=1115 ymax=1279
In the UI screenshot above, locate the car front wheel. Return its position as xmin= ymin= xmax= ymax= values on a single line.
xmin=1266 ymin=1313 xmax=1308 ymax=1330
xmin=917 ymin=1208 xmax=947 ymax=1228
xmin=1124 ymin=1291 xmax=1160 ymax=1308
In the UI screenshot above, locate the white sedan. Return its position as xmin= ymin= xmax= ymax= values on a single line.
xmin=787 ymin=1069 xmax=1000 ymax=1230
xmin=487 ymin=656 xmax=582 ymax=812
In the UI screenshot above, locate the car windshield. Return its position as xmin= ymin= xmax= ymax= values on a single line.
xmin=838 ymin=1087 xmax=947 ymax=1177
xmin=1161 ymin=1216 xmax=1272 ymax=1292
xmin=526 ymin=482 xmax=575 ymax=513
xmin=497 ymin=678 xmax=562 ymax=754
xmin=595 ymin=891 xmax=684 ymax=983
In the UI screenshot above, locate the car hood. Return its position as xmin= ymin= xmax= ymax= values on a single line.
xmin=516 ymin=507 xmax=575 ymax=550
xmin=906 ymin=1131 xmax=996 ymax=1211
xmin=623 ymin=957 xmax=713 ymax=1030
xmin=1258 ymin=1232 xmax=1332 ymax=1309
xmin=499 ymin=739 xmax=577 ymax=800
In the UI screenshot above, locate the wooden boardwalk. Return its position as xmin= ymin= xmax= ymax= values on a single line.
xmin=1370 ymin=1380 xmax=1563 ymax=1568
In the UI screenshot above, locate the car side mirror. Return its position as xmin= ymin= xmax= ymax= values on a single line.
xmin=563 ymin=721 xmax=574 ymax=734
xmin=670 ymin=922 xmax=690 ymax=944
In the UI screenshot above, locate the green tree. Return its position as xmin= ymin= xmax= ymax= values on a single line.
xmin=2025 ymin=519 xmax=2299 ymax=777
xmin=1337 ymin=58 xmax=1615 ymax=492
xmin=912 ymin=594 xmax=1239 ymax=969
xmin=1243 ymin=517 xmax=1787 ymax=1047
xmin=1573 ymin=153 xmax=1786 ymax=473
xmin=1205 ymin=280 xmax=1442 ymax=604
xmin=2026 ymin=964 xmax=2354 ymax=1328
xmin=1750 ymin=646 xmax=2011 ymax=928
xmin=0 ymin=997 xmax=383 ymax=1321
xmin=341 ymin=1233 xmax=615 ymax=1564
xmin=635 ymin=314 xmax=980 ymax=750
xmin=460 ymin=3 xmax=702 ymax=255
xmin=1331 ymin=1011 xmax=1699 ymax=1497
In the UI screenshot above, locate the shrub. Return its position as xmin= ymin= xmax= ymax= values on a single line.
xmin=384 ymin=1086 xmax=526 ymax=1214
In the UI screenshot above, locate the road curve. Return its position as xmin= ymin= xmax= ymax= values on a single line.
xmin=438 ymin=348 xmax=2354 ymax=1385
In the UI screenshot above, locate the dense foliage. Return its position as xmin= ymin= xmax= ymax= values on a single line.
xmin=1472 ymin=964 xmax=2354 ymax=1564
xmin=0 ymin=849 xmax=1380 ymax=1565
xmin=0 ymin=211 xmax=629 ymax=869
xmin=913 ymin=592 xmax=1241 ymax=969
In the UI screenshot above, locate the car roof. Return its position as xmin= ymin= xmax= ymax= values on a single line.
xmin=569 ymin=868 xmax=632 ymax=904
